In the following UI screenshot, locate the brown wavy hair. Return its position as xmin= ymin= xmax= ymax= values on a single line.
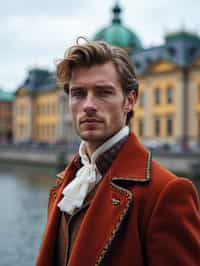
xmin=56 ymin=37 xmax=139 ymax=123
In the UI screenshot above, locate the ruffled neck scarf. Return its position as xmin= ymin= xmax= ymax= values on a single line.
xmin=57 ymin=126 xmax=129 ymax=214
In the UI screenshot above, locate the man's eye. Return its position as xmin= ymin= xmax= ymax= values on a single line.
xmin=71 ymin=90 xmax=85 ymax=98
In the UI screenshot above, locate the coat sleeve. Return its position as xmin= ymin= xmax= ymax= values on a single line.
xmin=146 ymin=177 xmax=200 ymax=266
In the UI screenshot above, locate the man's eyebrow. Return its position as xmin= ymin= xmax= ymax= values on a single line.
xmin=69 ymin=86 xmax=84 ymax=90
xmin=94 ymin=84 xmax=115 ymax=89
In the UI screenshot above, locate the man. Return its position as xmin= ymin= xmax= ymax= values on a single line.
xmin=36 ymin=39 xmax=200 ymax=266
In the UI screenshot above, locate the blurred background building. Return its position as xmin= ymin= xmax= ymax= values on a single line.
xmin=13 ymin=3 xmax=200 ymax=150
xmin=14 ymin=69 xmax=76 ymax=144
xmin=0 ymin=89 xmax=14 ymax=143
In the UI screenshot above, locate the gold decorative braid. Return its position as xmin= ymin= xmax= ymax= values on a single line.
xmin=95 ymin=183 xmax=132 ymax=266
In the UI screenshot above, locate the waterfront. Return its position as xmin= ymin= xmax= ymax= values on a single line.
xmin=0 ymin=163 xmax=55 ymax=266
xmin=0 ymin=160 xmax=199 ymax=266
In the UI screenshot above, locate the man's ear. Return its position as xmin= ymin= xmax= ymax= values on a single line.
xmin=124 ymin=90 xmax=136 ymax=113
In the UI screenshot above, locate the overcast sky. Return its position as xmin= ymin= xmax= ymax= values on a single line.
xmin=1 ymin=0 xmax=200 ymax=92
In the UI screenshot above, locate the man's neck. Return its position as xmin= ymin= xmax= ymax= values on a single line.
xmin=84 ymin=141 xmax=105 ymax=159
xmin=80 ymin=126 xmax=130 ymax=163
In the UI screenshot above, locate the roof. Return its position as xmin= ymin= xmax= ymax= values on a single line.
xmin=18 ymin=68 xmax=58 ymax=94
xmin=165 ymin=31 xmax=200 ymax=43
xmin=93 ymin=3 xmax=142 ymax=51
xmin=0 ymin=90 xmax=15 ymax=101
xmin=131 ymin=30 xmax=200 ymax=75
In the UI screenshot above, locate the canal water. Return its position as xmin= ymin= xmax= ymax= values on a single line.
xmin=0 ymin=162 xmax=199 ymax=266
xmin=0 ymin=163 xmax=56 ymax=266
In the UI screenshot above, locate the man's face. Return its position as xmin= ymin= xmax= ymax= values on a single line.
xmin=68 ymin=62 xmax=135 ymax=153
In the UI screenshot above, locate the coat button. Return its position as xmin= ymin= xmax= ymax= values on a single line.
xmin=52 ymin=192 xmax=57 ymax=199
xmin=111 ymin=198 xmax=120 ymax=206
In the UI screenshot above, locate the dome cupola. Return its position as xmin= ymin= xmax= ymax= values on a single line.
xmin=93 ymin=2 xmax=142 ymax=51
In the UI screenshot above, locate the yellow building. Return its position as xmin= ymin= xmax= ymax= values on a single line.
xmin=14 ymin=69 xmax=76 ymax=144
xmin=14 ymin=88 xmax=32 ymax=141
xmin=94 ymin=3 xmax=200 ymax=148
xmin=131 ymin=33 xmax=200 ymax=149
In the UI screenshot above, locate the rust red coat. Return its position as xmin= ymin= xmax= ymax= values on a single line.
xmin=36 ymin=133 xmax=200 ymax=266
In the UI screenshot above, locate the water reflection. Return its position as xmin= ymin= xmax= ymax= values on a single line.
xmin=0 ymin=163 xmax=56 ymax=266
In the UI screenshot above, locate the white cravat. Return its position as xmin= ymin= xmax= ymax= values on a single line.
xmin=57 ymin=126 xmax=129 ymax=214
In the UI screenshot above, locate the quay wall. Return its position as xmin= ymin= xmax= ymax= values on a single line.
xmin=0 ymin=147 xmax=199 ymax=176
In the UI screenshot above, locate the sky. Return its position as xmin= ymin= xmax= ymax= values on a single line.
xmin=1 ymin=0 xmax=200 ymax=92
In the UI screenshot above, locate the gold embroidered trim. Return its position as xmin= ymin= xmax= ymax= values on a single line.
xmin=145 ymin=151 xmax=152 ymax=181
xmin=112 ymin=150 xmax=152 ymax=183
xmin=111 ymin=198 xmax=120 ymax=206
xmin=95 ymin=151 xmax=152 ymax=265
xmin=95 ymin=183 xmax=132 ymax=266
xmin=56 ymin=173 xmax=64 ymax=179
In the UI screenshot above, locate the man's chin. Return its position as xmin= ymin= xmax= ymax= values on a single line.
xmin=79 ymin=131 xmax=106 ymax=143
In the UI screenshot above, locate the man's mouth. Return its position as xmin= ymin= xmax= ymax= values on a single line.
xmin=80 ymin=118 xmax=102 ymax=124
xmin=79 ymin=118 xmax=103 ymax=129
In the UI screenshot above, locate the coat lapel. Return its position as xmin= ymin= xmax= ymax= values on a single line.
xmin=67 ymin=172 xmax=133 ymax=266
xmin=67 ymin=133 xmax=152 ymax=266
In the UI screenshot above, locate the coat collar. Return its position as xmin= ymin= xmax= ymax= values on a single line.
xmin=57 ymin=132 xmax=152 ymax=184
xmin=109 ymin=132 xmax=152 ymax=183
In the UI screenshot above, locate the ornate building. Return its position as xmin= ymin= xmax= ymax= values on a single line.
xmin=14 ymin=3 xmax=200 ymax=148
xmin=94 ymin=3 xmax=142 ymax=52
xmin=14 ymin=69 xmax=76 ymax=143
xmin=94 ymin=3 xmax=200 ymax=148
xmin=132 ymin=32 xmax=200 ymax=147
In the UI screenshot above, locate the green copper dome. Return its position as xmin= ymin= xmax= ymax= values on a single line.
xmin=165 ymin=30 xmax=200 ymax=43
xmin=94 ymin=3 xmax=142 ymax=51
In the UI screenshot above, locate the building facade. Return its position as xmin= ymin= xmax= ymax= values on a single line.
xmin=0 ymin=89 xmax=14 ymax=143
xmin=131 ymin=32 xmax=200 ymax=148
xmin=14 ymin=3 xmax=200 ymax=148
xmin=94 ymin=3 xmax=200 ymax=148
xmin=14 ymin=69 xmax=76 ymax=144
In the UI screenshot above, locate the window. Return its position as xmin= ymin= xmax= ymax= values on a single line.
xmin=166 ymin=116 xmax=173 ymax=136
xmin=154 ymin=88 xmax=161 ymax=105
xmin=52 ymin=103 xmax=56 ymax=114
xmin=138 ymin=119 xmax=144 ymax=137
xmin=167 ymin=86 xmax=173 ymax=104
xmin=139 ymin=92 xmax=145 ymax=107
xmin=146 ymin=57 xmax=152 ymax=64
xmin=52 ymin=124 xmax=55 ymax=137
xmin=135 ymin=61 xmax=141 ymax=69
xmin=46 ymin=104 xmax=49 ymax=115
xmin=42 ymin=105 xmax=45 ymax=115
xmin=198 ymin=84 xmax=200 ymax=103
xmin=167 ymin=46 xmax=176 ymax=57
xmin=41 ymin=125 xmax=44 ymax=137
xmin=189 ymin=46 xmax=197 ymax=57
xmin=197 ymin=114 xmax=200 ymax=138
xmin=154 ymin=117 xmax=160 ymax=136
xmin=46 ymin=124 xmax=50 ymax=137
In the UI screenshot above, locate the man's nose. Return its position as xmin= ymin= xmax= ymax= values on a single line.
xmin=83 ymin=94 xmax=97 ymax=114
